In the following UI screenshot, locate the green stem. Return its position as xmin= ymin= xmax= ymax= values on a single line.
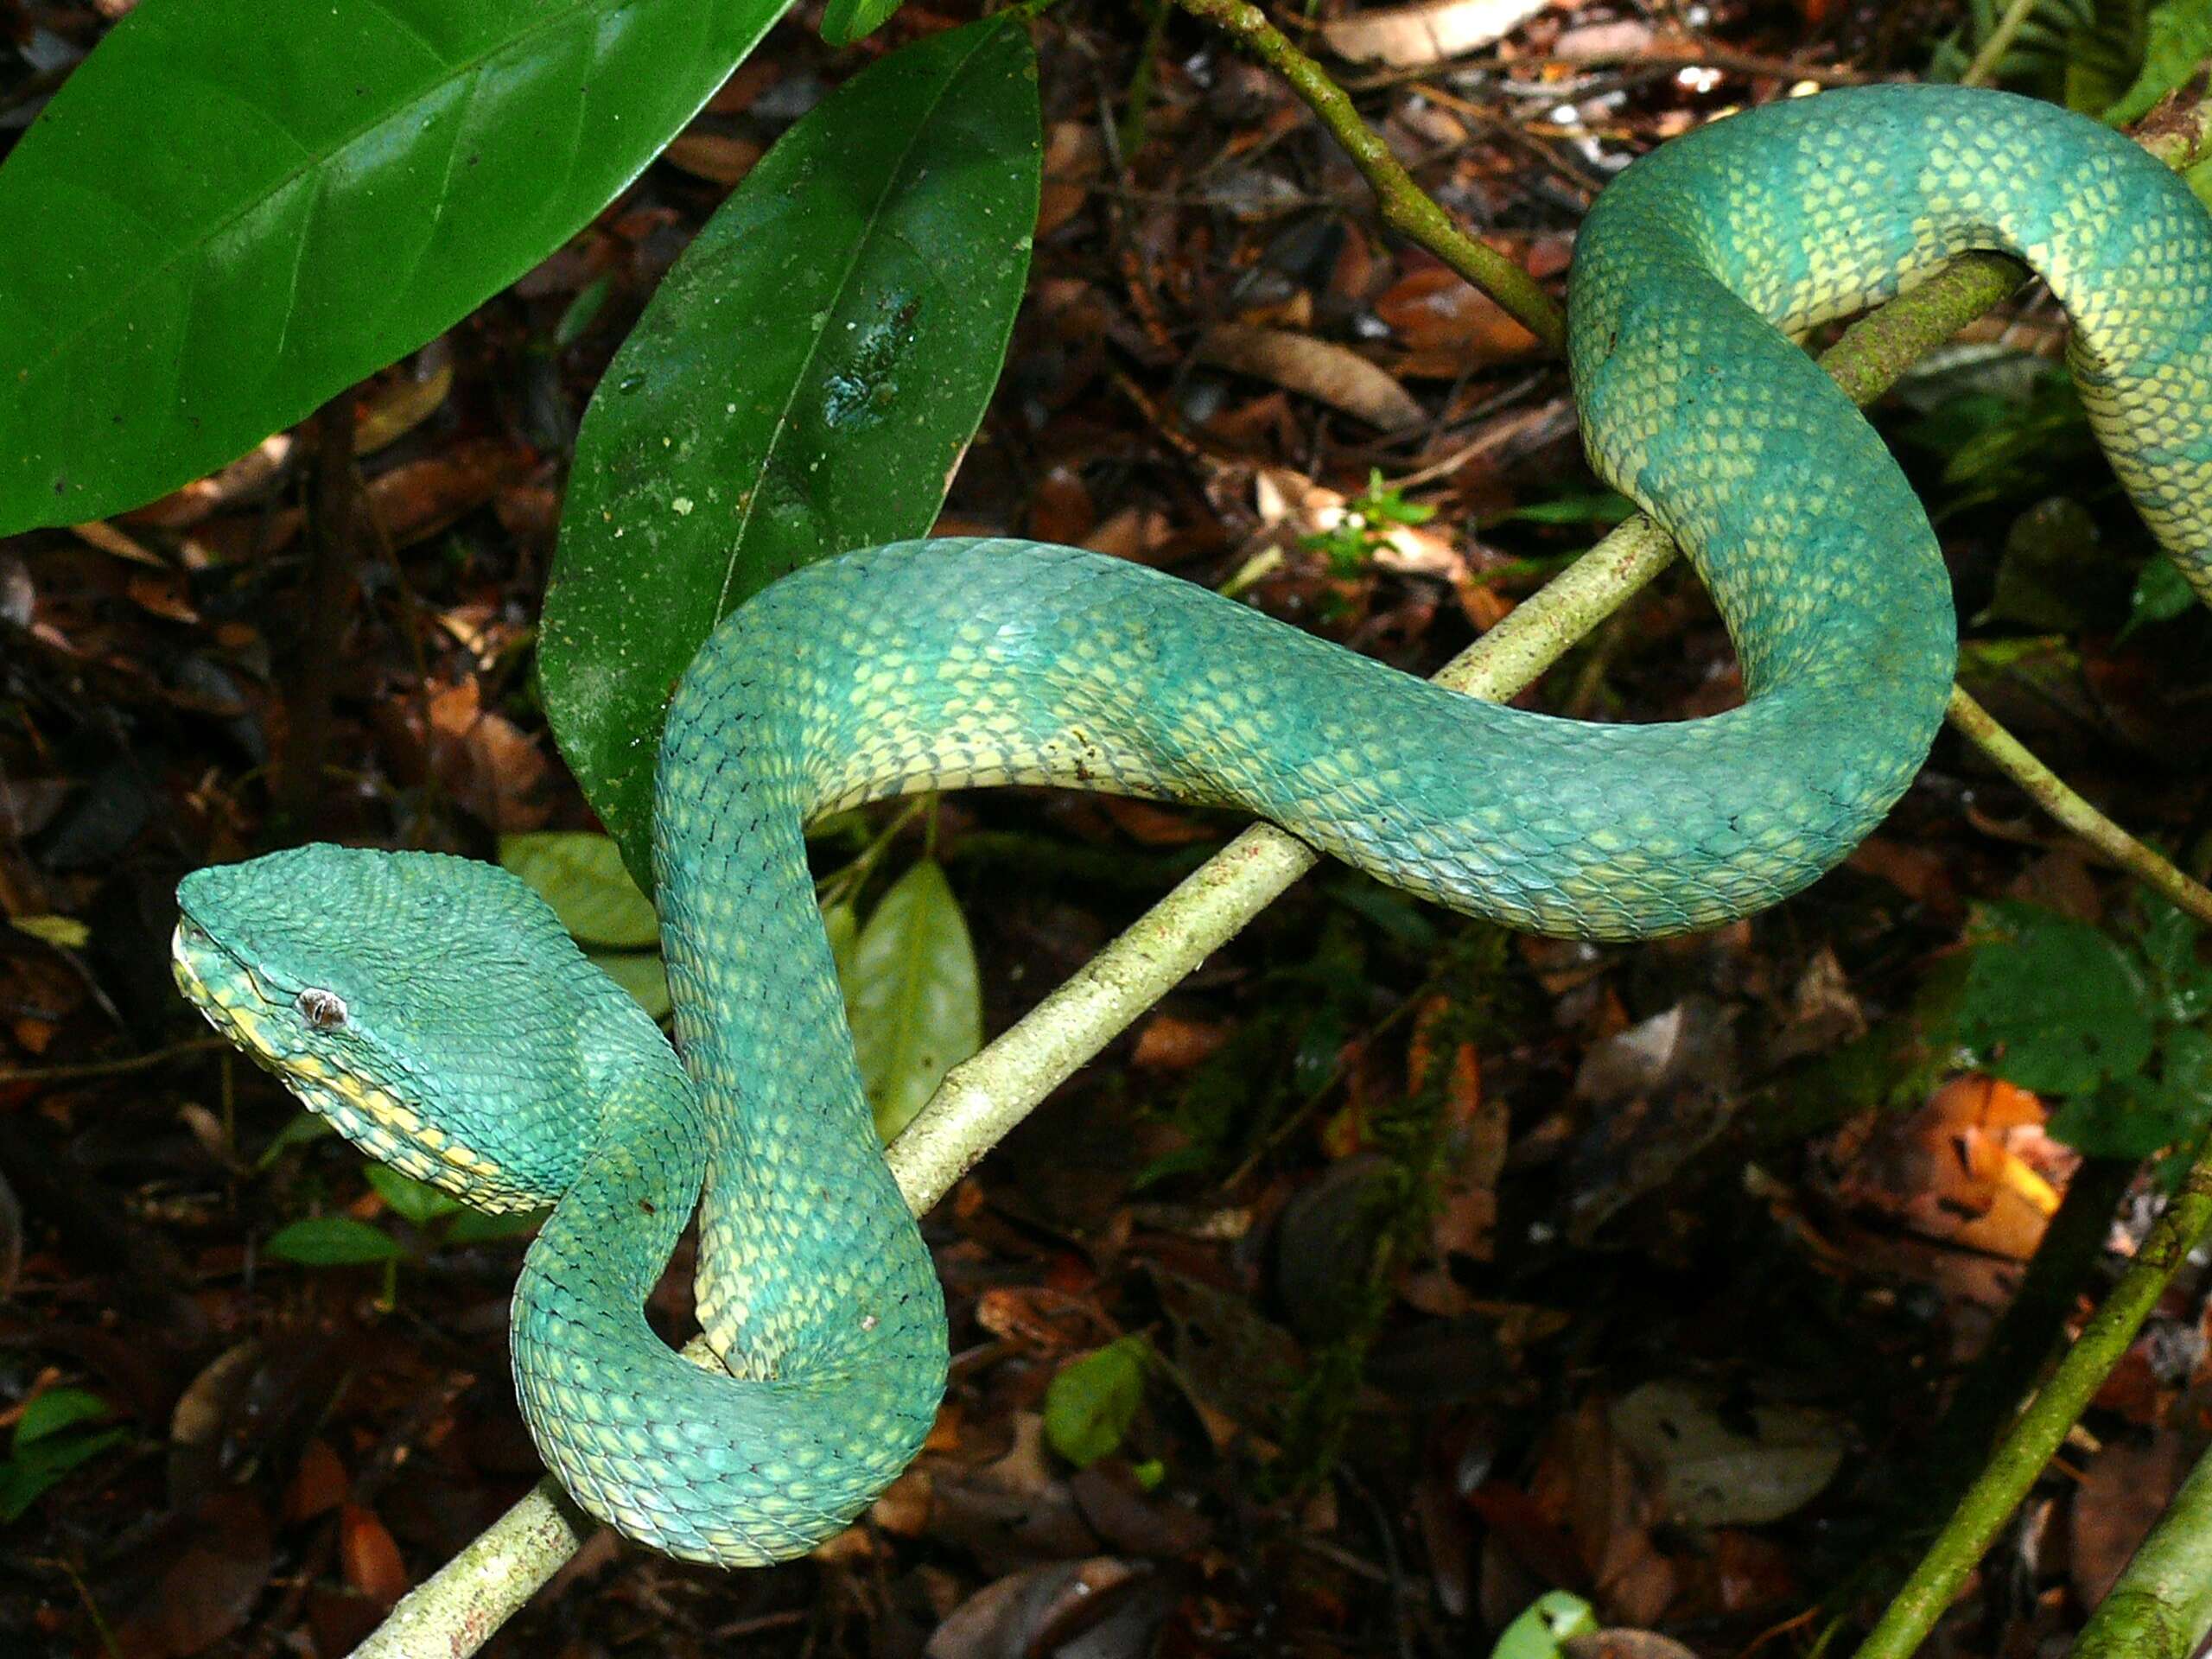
xmin=2074 ymin=1437 xmax=2212 ymax=1659
xmin=1852 ymin=1127 xmax=2212 ymax=1659
xmin=1160 ymin=0 xmax=1567 ymax=350
xmin=1948 ymin=689 xmax=2212 ymax=925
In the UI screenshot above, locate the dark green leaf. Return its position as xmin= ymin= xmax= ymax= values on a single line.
xmin=0 ymin=0 xmax=791 ymax=531
xmin=2046 ymin=1065 xmax=2199 ymax=1160
xmin=1495 ymin=489 xmax=1636 ymax=528
xmin=444 ymin=1206 xmax=550 ymax=1244
xmin=2102 ymin=0 xmax=2212 ymax=124
xmin=1043 ymin=1334 xmax=1150 ymax=1467
xmin=1977 ymin=497 xmax=2122 ymax=631
xmin=1953 ymin=903 xmax=2154 ymax=1096
xmin=500 ymin=831 xmax=659 ymax=949
xmin=541 ymin=16 xmax=1041 ymax=878
xmin=14 ymin=1388 xmax=110 ymax=1450
xmin=842 ymin=860 xmax=982 ymax=1142
xmin=265 ymin=1215 xmax=407 ymax=1266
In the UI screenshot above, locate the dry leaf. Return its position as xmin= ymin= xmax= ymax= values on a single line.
xmin=664 ymin=130 xmax=763 ymax=187
xmin=1197 ymin=323 xmax=1424 ymax=429
xmin=1322 ymin=0 xmax=1548 ymax=67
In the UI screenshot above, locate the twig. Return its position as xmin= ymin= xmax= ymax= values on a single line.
xmin=1948 ymin=687 xmax=2212 ymax=925
xmin=1851 ymin=1125 xmax=2212 ymax=1659
xmin=0 ymin=1036 xmax=228 ymax=1085
xmin=1164 ymin=0 xmax=1567 ymax=349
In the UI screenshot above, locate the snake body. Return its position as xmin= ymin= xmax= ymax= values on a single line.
xmin=174 ymin=86 xmax=2212 ymax=1565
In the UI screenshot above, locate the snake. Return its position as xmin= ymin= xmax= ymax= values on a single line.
xmin=171 ymin=84 xmax=2212 ymax=1566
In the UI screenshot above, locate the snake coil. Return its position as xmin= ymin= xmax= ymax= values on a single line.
xmin=176 ymin=85 xmax=2212 ymax=1564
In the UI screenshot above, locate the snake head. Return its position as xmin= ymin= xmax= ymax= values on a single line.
xmin=175 ymin=843 xmax=672 ymax=1211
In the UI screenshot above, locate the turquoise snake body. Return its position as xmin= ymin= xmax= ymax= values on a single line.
xmin=172 ymin=86 xmax=2212 ymax=1565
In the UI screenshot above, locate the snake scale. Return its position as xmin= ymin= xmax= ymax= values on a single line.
xmin=173 ymin=85 xmax=2212 ymax=1565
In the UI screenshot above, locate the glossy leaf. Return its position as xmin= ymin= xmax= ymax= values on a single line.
xmin=14 ymin=1388 xmax=111 ymax=1448
xmin=0 ymin=0 xmax=792 ymax=531
xmin=542 ymin=16 xmax=1041 ymax=879
xmin=363 ymin=1166 xmax=463 ymax=1229
xmin=0 ymin=1424 xmax=130 ymax=1522
xmin=1489 ymin=1593 xmax=1599 ymax=1659
xmin=842 ymin=860 xmax=982 ymax=1143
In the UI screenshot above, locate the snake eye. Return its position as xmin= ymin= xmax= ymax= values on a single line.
xmin=296 ymin=988 xmax=349 ymax=1030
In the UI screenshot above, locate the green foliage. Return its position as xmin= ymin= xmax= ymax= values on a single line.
xmin=1939 ymin=899 xmax=2212 ymax=1162
xmin=541 ymin=16 xmax=1042 ymax=881
xmin=1300 ymin=467 xmax=1439 ymax=575
xmin=2103 ymin=0 xmax=2212 ymax=123
xmin=821 ymin=0 xmax=906 ymax=47
xmin=1043 ymin=1333 xmax=1153 ymax=1466
xmin=499 ymin=832 xmax=671 ymax=1019
xmin=1929 ymin=0 xmax=2210 ymax=122
xmin=1897 ymin=365 xmax=2097 ymax=524
xmin=499 ymin=832 xmax=658 ymax=950
xmin=0 ymin=1388 xmax=129 ymax=1524
xmin=0 ymin=0 xmax=791 ymax=531
xmin=264 ymin=1214 xmax=409 ymax=1266
xmin=2121 ymin=552 xmax=2201 ymax=638
xmin=842 ymin=859 xmax=983 ymax=1142
xmin=1489 ymin=1592 xmax=1599 ymax=1659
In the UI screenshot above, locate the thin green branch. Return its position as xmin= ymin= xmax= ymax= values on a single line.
xmin=1948 ymin=688 xmax=2212 ymax=924
xmin=1162 ymin=0 xmax=1567 ymax=349
xmin=1853 ymin=1128 xmax=2212 ymax=1659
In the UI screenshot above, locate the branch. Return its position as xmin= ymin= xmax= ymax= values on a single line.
xmin=2073 ymin=1436 xmax=2212 ymax=1659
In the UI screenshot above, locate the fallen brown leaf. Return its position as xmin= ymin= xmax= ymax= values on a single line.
xmin=1197 ymin=323 xmax=1425 ymax=429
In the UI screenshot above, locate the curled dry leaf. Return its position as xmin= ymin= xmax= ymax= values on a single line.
xmin=663 ymin=130 xmax=764 ymax=187
xmin=1197 ymin=323 xmax=1425 ymax=429
xmin=1320 ymin=0 xmax=1549 ymax=67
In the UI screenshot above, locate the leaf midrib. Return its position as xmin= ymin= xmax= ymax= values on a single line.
xmin=714 ymin=22 xmax=1006 ymax=619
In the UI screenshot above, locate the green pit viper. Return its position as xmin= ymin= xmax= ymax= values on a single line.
xmin=174 ymin=84 xmax=2212 ymax=1566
